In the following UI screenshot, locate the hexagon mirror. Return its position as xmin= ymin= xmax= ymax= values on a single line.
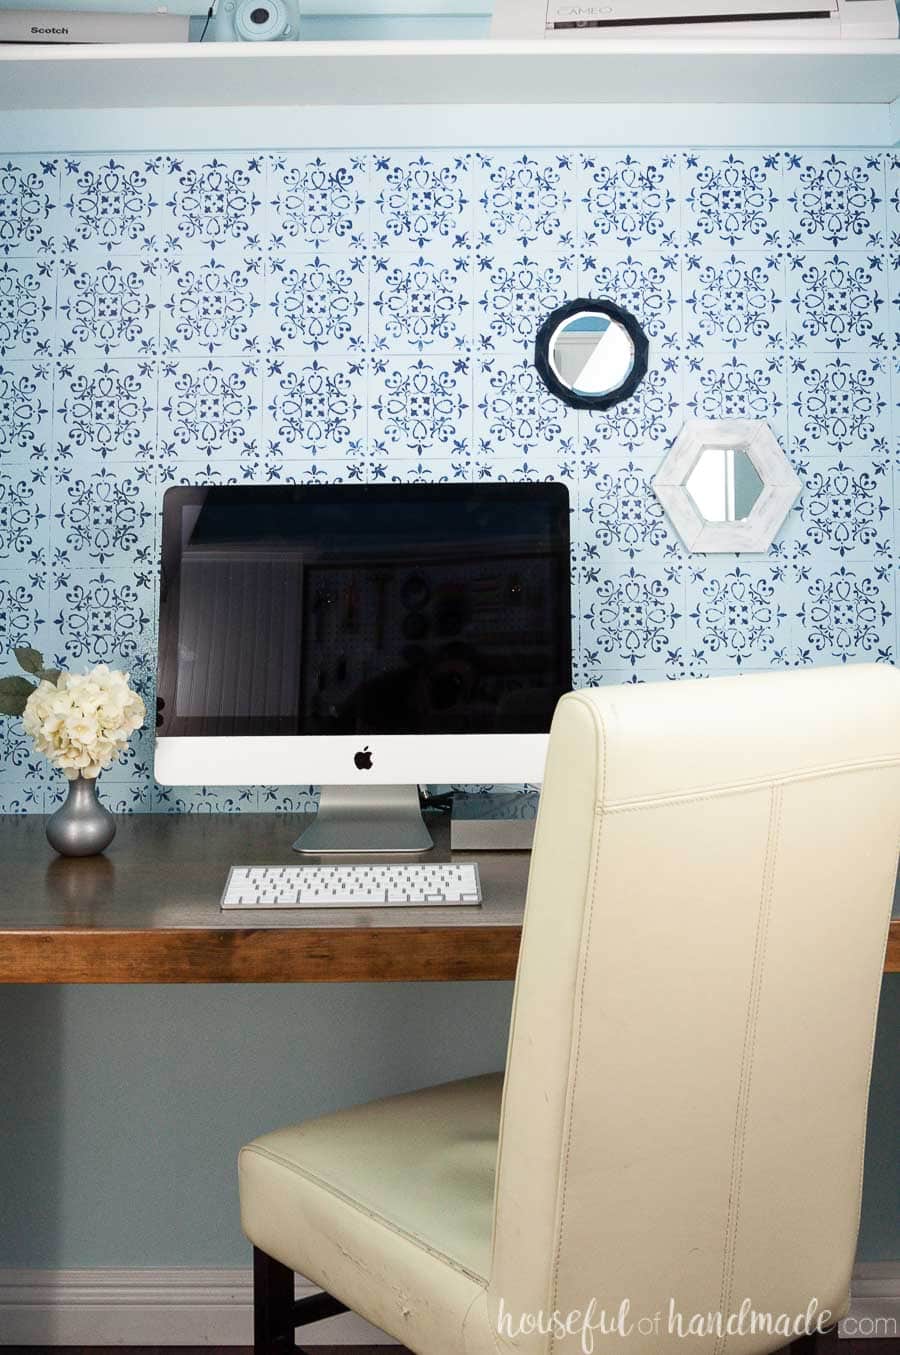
xmin=653 ymin=419 xmax=800 ymax=553
xmin=535 ymin=299 xmax=649 ymax=411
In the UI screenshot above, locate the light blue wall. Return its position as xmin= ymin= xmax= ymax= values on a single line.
xmin=0 ymin=981 xmax=515 ymax=1267
xmin=0 ymin=119 xmax=897 ymax=1268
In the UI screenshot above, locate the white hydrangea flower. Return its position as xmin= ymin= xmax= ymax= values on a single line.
xmin=23 ymin=664 xmax=146 ymax=780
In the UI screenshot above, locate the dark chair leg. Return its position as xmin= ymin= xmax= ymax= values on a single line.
xmin=253 ymin=1245 xmax=295 ymax=1354
xmin=253 ymin=1244 xmax=350 ymax=1354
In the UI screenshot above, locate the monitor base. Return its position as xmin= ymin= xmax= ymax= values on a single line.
xmin=292 ymin=784 xmax=434 ymax=855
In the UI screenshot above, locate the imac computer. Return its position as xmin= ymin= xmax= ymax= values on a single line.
xmin=155 ymin=483 xmax=572 ymax=854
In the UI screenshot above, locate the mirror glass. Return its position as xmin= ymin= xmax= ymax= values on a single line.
xmin=685 ymin=447 xmax=764 ymax=523
xmin=547 ymin=311 xmax=635 ymax=400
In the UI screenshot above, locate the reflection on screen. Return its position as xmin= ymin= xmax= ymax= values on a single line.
xmin=157 ymin=485 xmax=572 ymax=738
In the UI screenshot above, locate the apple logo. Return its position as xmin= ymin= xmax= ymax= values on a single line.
xmin=354 ymin=746 xmax=373 ymax=771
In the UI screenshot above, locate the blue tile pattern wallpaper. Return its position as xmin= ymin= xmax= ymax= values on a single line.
xmin=0 ymin=146 xmax=898 ymax=812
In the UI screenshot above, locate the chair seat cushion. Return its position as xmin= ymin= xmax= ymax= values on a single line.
xmin=239 ymin=1072 xmax=502 ymax=1289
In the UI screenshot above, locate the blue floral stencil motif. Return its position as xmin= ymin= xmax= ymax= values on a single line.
xmin=0 ymin=575 xmax=44 ymax=651
xmin=154 ymin=785 xmax=256 ymax=814
xmin=0 ymin=158 xmax=56 ymax=257
xmin=161 ymin=461 xmax=247 ymax=487
xmin=375 ymin=154 xmax=469 ymax=249
xmin=370 ymin=457 xmax=462 ymax=485
xmin=473 ymin=456 xmax=566 ymax=485
xmin=64 ymin=157 xmax=159 ymax=251
xmin=688 ymin=355 xmax=783 ymax=424
xmin=57 ymin=361 xmax=155 ymax=464
xmin=791 ymin=355 xmax=887 ymax=454
xmin=266 ymin=358 xmax=363 ymax=453
xmin=271 ymin=256 xmax=365 ymax=352
xmin=786 ymin=153 xmax=884 ymax=248
xmin=165 ymin=156 xmax=263 ymax=249
xmin=592 ymin=367 xmax=678 ymax=453
xmin=800 ymin=459 xmax=891 ymax=559
xmin=581 ymin=153 xmax=677 ymax=248
xmin=0 ymin=713 xmax=38 ymax=775
xmin=55 ymin=571 xmax=150 ymax=661
xmin=55 ymin=469 xmax=152 ymax=566
xmin=161 ymin=358 xmax=258 ymax=454
xmin=684 ymin=252 xmax=781 ymax=351
xmin=685 ymin=152 xmax=780 ymax=247
xmin=788 ymin=253 xmax=884 ymax=350
xmin=582 ymin=252 xmax=678 ymax=341
xmin=583 ymin=564 xmax=682 ymax=667
xmin=164 ymin=256 xmax=260 ymax=354
xmin=258 ymin=786 xmax=320 ymax=814
xmin=374 ymin=253 xmax=467 ymax=353
xmin=477 ymin=357 xmax=566 ymax=455
xmin=0 ymin=361 xmax=50 ymax=460
xmin=688 ymin=564 xmax=788 ymax=668
xmin=0 ymin=472 xmax=44 ymax=558
xmin=60 ymin=259 xmax=156 ymax=356
xmin=477 ymin=153 xmax=571 ymax=247
xmin=582 ymin=462 xmax=670 ymax=560
xmin=0 ymin=261 xmax=53 ymax=358
xmin=373 ymin=357 xmax=469 ymax=455
xmin=797 ymin=566 xmax=892 ymax=663
xmin=271 ymin=154 xmax=366 ymax=247
xmin=476 ymin=252 xmax=569 ymax=350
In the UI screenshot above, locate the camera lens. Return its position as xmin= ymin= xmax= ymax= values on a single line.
xmin=234 ymin=0 xmax=288 ymax=41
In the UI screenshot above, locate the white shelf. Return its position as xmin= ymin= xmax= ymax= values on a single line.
xmin=0 ymin=37 xmax=898 ymax=112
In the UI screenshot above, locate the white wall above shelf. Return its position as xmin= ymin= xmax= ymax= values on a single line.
xmin=0 ymin=36 xmax=899 ymax=114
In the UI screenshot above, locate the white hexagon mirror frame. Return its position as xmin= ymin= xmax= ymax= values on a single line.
xmin=653 ymin=418 xmax=801 ymax=554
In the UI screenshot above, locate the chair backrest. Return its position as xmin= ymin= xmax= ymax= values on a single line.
xmin=489 ymin=667 xmax=900 ymax=1355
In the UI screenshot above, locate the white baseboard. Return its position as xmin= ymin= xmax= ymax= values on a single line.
xmin=0 ymin=1262 xmax=896 ymax=1346
xmin=0 ymin=1267 xmax=398 ymax=1346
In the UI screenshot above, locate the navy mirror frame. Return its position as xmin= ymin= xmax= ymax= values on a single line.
xmin=534 ymin=298 xmax=650 ymax=412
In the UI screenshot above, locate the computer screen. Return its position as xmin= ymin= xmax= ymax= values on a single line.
xmin=156 ymin=483 xmax=572 ymax=743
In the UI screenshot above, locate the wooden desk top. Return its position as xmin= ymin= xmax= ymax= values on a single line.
xmin=0 ymin=813 xmax=528 ymax=983
xmin=1 ymin=814 xmax=897 ymax=983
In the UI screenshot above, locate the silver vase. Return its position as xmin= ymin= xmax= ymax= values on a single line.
xmin=46 ymin=774 xmax=116 ymax=857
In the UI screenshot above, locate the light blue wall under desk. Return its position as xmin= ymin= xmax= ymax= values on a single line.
xmin=0 ymin=981 xmax=515 ymax=1267
xmin=0 ymin=111 xmax=897 ymax=1269
xmin=0 ymin=980 xmax=896 ymax=1267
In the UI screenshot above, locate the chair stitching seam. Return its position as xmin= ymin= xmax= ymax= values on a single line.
xmin=489 ymin=776 xmax=549 ymax=1279
xmin=547 ymin=701 xmax=608 ymax=1355
xmin=240 ymin=1144 xmax=489 ymax=1284
xmin=713 ymin=782 xmax=782 ymax=1355
xmin=603 ymin=755 xmax=900 ymax=813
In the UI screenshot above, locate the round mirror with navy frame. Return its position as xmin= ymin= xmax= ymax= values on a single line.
xmin=534 ymin=297 xmax=650 ymax=412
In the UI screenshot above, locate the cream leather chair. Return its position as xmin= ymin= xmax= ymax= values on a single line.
xmin=239 ymin=666 xmax=900 ymax=1355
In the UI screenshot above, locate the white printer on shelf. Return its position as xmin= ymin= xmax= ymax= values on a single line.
xmin=491 ymin=0 xmax=900 ymax=41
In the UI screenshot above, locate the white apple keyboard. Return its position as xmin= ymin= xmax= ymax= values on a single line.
xmin=220 ymin=862 xmax=482 ymax=909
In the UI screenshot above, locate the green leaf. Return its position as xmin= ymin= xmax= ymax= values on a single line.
xmin=39 ymin=669 xmax=61 ymax=684
xmin=0 ymin=675 xmax=37 ymax=717
xmin=14 ymin=645 xmax=44 ymax=675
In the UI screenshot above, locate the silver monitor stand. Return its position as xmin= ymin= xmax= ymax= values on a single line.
xmin=292 ymin=784 xmax=434 ymax=855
